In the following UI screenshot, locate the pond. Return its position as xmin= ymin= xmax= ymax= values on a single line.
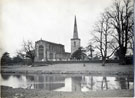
xmin=0 ymin=73 xmax=133 ymax=92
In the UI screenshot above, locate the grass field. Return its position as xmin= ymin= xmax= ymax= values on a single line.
xmin=1 ymin=63 xmax=133 ymax=75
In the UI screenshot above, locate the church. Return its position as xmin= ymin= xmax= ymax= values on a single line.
xmin=34 ymin=16 xmax=81 ymax=62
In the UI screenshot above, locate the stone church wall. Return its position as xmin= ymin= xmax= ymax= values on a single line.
xmin=35 ymin=39 xmax=71 ymax=62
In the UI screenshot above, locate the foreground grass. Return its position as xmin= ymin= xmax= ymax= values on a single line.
xmin=1 ymin=86 xmax=133 ymax=98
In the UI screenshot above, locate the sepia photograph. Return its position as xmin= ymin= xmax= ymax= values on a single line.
xmin=0 ymin=0 xmax=134 ymax=97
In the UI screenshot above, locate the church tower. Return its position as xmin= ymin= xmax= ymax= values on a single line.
xmin=71 ymin=16 xmax=81 ymax=54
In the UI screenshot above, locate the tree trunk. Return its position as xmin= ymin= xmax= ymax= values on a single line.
xmin=119 ymin=47 xmax=126 ymax=65
xmin=102 ymin=57 xmax=106 ymax=66
xmin=31 ymin=58 xmax=34 ymax=66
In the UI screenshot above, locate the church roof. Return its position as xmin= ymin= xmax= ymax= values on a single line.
xmin=35 ymin=39 xmax=64 ymax=46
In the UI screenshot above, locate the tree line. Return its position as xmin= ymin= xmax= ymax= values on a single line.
xmin=89 ymin=0 xmax=133 ymax=66
xmin=1 ymin=40 xmax=35 ymax=66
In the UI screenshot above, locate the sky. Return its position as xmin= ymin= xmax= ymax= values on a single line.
xmin=1 ymin=0 xmax=113 ymax=57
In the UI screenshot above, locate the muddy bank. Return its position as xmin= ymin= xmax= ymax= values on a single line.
xmin=1 ymin=71 xmax=133 ymax=79
xmin=1 ymin=86 xmax=133 ymax=98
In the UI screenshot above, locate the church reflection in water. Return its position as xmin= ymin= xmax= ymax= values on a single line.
xmin=26 ymin=75 xmax=65 ymax=90
xmin=1 ymin=74 xmax=133 ymax=92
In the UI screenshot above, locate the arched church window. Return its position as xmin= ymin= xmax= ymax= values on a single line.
xmin=74 ymin=41 xmax=76 ymax=47
xmin=49 ymin=53 xmax=53 ymax=59
xmin=39 ymin=45 xmax=44 ymax=60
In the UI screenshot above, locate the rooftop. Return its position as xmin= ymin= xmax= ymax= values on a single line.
xmin=35 ymin=39 xmax=64 ymax=46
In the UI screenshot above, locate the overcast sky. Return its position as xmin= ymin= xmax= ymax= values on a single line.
xmin=1 ymin=0 xmax=113 ymax=57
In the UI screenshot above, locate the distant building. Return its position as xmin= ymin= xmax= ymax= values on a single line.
xmin=35 ymin=16 xmax=81 ymax=62
xmin=35 ymin=40 xmax=70 ymax=61
xmin=71 ymin=16 xmax=81 ymax=55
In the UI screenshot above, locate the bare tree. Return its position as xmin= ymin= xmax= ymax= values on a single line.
xmin=91 ymin=13 xmax=118 ymax=66
xmin=86 ymin=43 xmax=94 ymax=60
xmin=106 ymin=0 xmax=133 ymax=64
xmin=17 ymin=40 xmax=35 ymax=65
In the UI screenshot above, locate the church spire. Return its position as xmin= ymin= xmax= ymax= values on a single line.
xmin=73 ymin=16 xmax=78 ymax=39
xmin=71 ymin=16 xmax=81 ymax=54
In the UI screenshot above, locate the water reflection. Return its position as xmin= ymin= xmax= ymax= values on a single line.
xmin=0 ymin=74 xmax=27 ymax=88
xmin=116 ymin=77 xmax=133 ymax=89
xmin=72 ymin=77 xmax=82 ymax=92
xmin=27 ymin=75 xmax=65 ymax=90
xmin=0 ymin=74 xmax=133 ymax=92
xmin=1 ymin=73 xmax=10 ymax=80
